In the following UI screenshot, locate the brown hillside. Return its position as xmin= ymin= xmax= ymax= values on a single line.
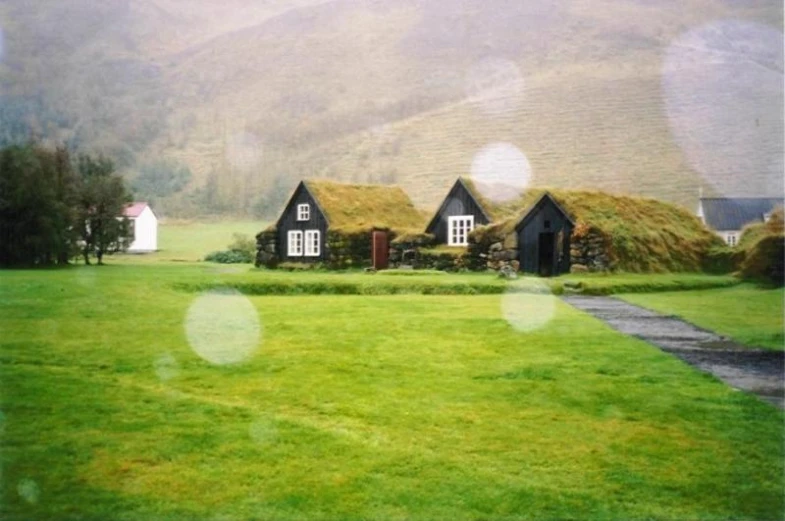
xmin=0 ymin=0 xmax=781 ymax=217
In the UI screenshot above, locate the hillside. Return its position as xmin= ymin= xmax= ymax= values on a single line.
xmin=0 ymin=0 xmax=781 ymax=216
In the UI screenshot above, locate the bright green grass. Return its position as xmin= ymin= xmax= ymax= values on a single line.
xmin=621 ymin=284 xmax=785 ymax=350
xmin=116 ymin=220 xmax=265 ymax=263
xmin=0 ymin=266 xmax=782 ymax=520
xmin=164 ymin=264 xmax=740 ymax=296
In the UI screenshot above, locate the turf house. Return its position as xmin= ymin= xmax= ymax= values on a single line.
xmin=256 ymin=180 xmax=425 ymax=269
xmin=425 ymin=178 xmax=494 ymax=247
xmin=697 ymin=196 xmax=784 ymax=247
xmin=424 ymin=180 xmax=725 ymax=274
xmin=467 ymin=188 xmax=725 ymax=274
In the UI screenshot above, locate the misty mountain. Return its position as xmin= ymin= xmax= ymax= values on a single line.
xmin=0 ymin=0 xmax=782 ymax=216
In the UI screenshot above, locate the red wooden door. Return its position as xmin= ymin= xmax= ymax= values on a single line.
xmin=372 ymin=230 xmax=389 ymax=270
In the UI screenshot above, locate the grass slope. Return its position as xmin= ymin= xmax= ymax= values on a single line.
xmin=621 ymin=284 xmax=785 ymax=350
xmin=0 ymin=265 xmax=782 ymax=519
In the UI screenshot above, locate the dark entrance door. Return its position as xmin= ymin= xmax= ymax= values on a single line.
xmin=538 ymin=232 xmax=555 ymax=277
xmin=372 ymin=230 xmax=389 ymax=270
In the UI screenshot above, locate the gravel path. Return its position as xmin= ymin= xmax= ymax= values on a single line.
xmin=562 ymin=296 xmax=784 ymax=408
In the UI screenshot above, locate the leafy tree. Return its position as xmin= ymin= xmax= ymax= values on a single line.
xmin=75 ymin=154 xmax=132 ymax=265
xmin=0 ymin=143 xmax=77 ymax=266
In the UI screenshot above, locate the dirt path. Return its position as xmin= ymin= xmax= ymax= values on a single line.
xmin=562 ymin=296 xmax=784 ymax=408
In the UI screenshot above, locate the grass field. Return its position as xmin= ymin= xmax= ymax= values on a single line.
xmin=1 ymin=264 xmax=782 ymax=520
xmin=118 ymin=220 xmax=264 ymax=263
xmin=621 ymin=285 xmax=785 ymax=350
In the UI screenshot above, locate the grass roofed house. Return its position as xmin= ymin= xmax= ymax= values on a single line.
xmin=426 ymin=181 xmax=726 ymax=275
xmin=256 ymin=179 xmax=426 ymax=269
xmin=697 ymin=196 xmax=784 ymax=247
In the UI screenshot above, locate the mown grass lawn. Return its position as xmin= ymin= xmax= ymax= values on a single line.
xmin=0 ymin=265 xmax=782 ymax=520
xmin=115 ymin=220 xmax=265 ymax=263
xmin=621 ymin=284 xmax=785 ymax=350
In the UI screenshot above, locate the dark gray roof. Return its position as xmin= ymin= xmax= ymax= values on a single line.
xmin=701 ymin=198 xmax=784 ymax=231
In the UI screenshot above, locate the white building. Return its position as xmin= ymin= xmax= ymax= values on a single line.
xmin=123 ymin=202 xmax=158 ymax=252
xmin=697 ymin=197 xmax=783 ymax=246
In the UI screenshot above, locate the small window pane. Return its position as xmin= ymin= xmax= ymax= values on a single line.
xmin=288 ymin=231 xmax=303 ymax=256
xmin=448 ymin=215 xmax=475 ymax=246
xmin=305 ymin=230 xmax=320 ymax=256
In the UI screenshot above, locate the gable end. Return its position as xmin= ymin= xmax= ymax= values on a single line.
xmin=514 ymin=192 xmax=575 ymax=232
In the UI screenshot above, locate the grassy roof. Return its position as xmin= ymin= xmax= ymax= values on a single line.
xmin=305 ymin=180 xmax=426 ymax=232
xmin=739 ymin=206 xmax=784 ymax=250
xmin=458 ymin=177 xmax=543 ymax=222
xmin=472 ymin=188 xmax=724 ymax=272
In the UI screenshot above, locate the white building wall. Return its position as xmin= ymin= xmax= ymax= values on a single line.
xmin=717 ymin=230 xmax=740 ymax=247
xmin=128 ymin=206 xmax=158 ymax=252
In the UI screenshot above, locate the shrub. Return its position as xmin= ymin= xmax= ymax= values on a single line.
xmin=228 ymin=233 xmax=256 ymax=258
xmin=741 ymin=234 xmax=785 ymax=286
xmin=701 ymin=245 xmax=739 ymax=274
xmin=738 ymin=208 xmax=784 ymax=286
xmin=204 ymin=250 xmax=254 ymax=264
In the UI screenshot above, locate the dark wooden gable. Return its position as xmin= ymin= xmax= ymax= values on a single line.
xmin=275 ymin=181 xmax=329 ymax=262
xmin=514 ymin=192 xmax=574 ymax=276
xmin=425 ymin=178 xmax=492 ymax=244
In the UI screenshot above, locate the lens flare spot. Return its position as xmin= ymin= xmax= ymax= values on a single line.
xmin=17 ymin=479 xmax=40 ymax=505
xmin=470 ymin=143 xmax=532 ymax=202
xmin=226 ymin=131 xmax=263 ymax=171
xmin=662 ymin=20 xmax=784 ymax=196
xmin=501 ymin=280 xmax=557 ymax=333
xmin=154 ymin=352 xmax=179 ymax=382
xmin=185 ymin=289 xmax=261 ymax=365
xmin=249 ymin=417 xmax=279 ymax=446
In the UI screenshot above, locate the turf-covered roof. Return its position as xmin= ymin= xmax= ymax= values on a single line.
xmin=700 ymin=197 xmax=784 ymax=231
xmin=304 ymin=179 xmax=426 ymax=232
xmin=457 ymin=177 xmax=550 ymax=222
xmin=472 ymin=188 xmax=724 ymax=272
xmin=458 ymin=177 xmax=527 ymax=221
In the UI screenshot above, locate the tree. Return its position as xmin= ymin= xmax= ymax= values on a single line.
xmin=75 ymin=154 xmax=132 ymax=265
xmin=46 ymin=146 xmax=80 ymax=264
xmin=0 ymin=143 xmax=77 ymax=267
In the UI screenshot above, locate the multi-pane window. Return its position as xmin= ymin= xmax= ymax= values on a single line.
xmin=305 ymin=230 xmax=320 ymax=257
xmin=297 ymin=204 xmax=310 ymax=221
xmin=287 ymin=230 xmax=303 ymax=256
xmin=448 ymin=215 xmax=474 ymax=246
xmin=726 ymin=233 xmax=737 ymax=247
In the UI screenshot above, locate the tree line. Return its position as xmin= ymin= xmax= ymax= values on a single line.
xmin=0 ymin=142 xmax=133 ymax=267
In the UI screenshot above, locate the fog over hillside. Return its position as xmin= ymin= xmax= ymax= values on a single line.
xmin=0 ymin=0 xmax=781 ymax=217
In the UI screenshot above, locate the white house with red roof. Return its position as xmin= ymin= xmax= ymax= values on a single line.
xmin=123 ymin=202 xmax=158 ymax=252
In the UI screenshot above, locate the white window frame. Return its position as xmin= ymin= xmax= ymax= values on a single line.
xmin=448 ymin=215 xmax=475 ymax=246
xmin=297 ymin=204 xmax=310 ymax=221
xmin=305 ymin=230 xmax=320 ymax=257
xmin=726 ymin=233 xmax=738 ymax=247
xmin=287 ymin=230 xmax=303 ymax=256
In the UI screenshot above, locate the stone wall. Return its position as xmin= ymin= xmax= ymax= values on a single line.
xmin=465 ymin=222 xmax=614 ymax=273
xmin=466 ymin=224 xmax=519 ymax=271
xmin=569 ymin=224 xmax=612 ymax=272
xmin=257 ymin=223 xmax=615 ymax=273
xmin=255 ymin=229 xmax=278 ymax=268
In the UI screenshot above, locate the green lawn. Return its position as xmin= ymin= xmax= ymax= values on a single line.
xmin=117 ymin=220 xmax=265 ymax=263
xmin=621 ymin=284 xmax=785 ymax=350
xmin=0 ymin=265 xmax=782 ymax=520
